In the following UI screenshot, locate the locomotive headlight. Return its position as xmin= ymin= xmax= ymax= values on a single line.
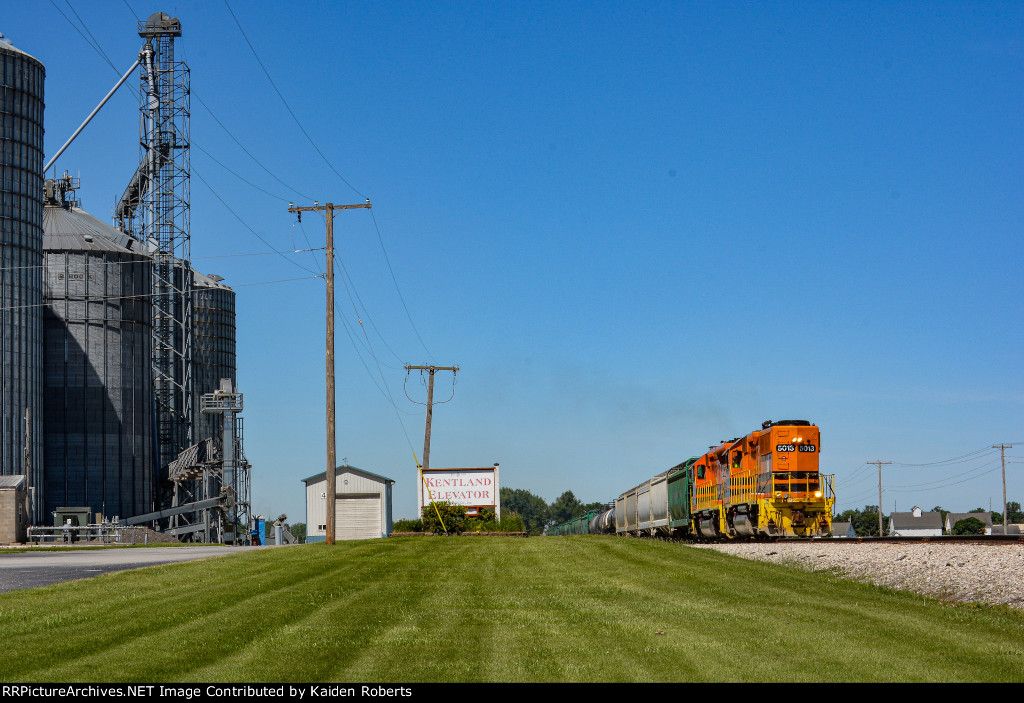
xmin=814 ymin=490 xmax=823 ymax=498
xmin=794 ymin=437 xmax=803 ymax=443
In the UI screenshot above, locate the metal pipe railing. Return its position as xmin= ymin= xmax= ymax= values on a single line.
xmin=26 ymin=525 xmax=152 ymax=545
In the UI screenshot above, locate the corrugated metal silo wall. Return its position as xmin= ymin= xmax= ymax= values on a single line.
xmin=0 ymin=43 xmax=45 ymax=513
xmin=192 ymin=276 xmax=236 ymax=447
xmin=43 ymin=227 xmax=154 ymax=521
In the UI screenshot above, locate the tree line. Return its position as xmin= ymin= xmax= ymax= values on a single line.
xmin=500 ymin=487 xmax=607 ymax=536
xmin=834 ymin=501 xmax=1022 ymax=537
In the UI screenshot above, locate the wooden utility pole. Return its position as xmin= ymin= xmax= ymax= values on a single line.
xmin=405 ymin=364 xmax=459 ymax=516
xmin=869 ymin=460 xmax=891 ymax=536
xmin=993 ymin=444 xmax=1012 ymax=533
xmin=288 ymin=199 xmax=371 ymax=545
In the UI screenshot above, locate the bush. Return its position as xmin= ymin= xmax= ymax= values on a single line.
xmin=462 ymin=508 xmax=502 ymax=533
xmin=393 ymin=518 xmax=423 ymax=533
xmin=421 ymin=502 xmax=467 ymax=534
xmin=416 ymin=505 xmax=525 ymax=534
xmin=481 ymin=512 xmax=525 ymax=533
xmin=952 ymin=517 xmax=986 ymax=535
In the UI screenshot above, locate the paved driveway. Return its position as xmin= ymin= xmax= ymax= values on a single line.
xmin=0 ymin=546 xmax=258 ymax=593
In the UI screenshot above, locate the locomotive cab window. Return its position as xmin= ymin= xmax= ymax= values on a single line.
xmin=697 ymin=465 xmax=705 ymax=479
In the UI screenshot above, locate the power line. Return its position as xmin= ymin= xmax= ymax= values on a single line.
xmin=0 ymin=275 xmax=323 ymax=312
xmin=121 ymin=0 xmax=140 ymax=22
xmin=334 ymin=300 xmax=418 ymax=416
xmin=49 ymin=0 xmax=117 ymax=74
xmin=838 ymin=489 xmax=881 ymax=507
xmin=216 ymin=3 xmax=441 ymax=372
xmin=892 ymin=446 xmax=995 ymax=467
xmin=334 ymin=257 xmax=405 ymax=367
xmin=63 ymin=1 xmax=118 ymax=71
xmin=835 ymin=462 xmax=871 ymax=486
xmin=195 ymin=247 xmax=324 ymax=260
xmin=886 ymin=458 xmax=1001 ymax=490
xmin=296 ymin=220 xmax=325 ymax=276
xmin=50 ymin=0 xmax=141 ymax=107
xmin=192 ymin=140 xmax=294 ymax=204
xmin=191 ymin=91 xmax=314 ymax=202
xmin=886 ymin=468 xmax=1000 ymax=493
xmin=193 ymin=167 xmax=320 ymax=276
xmin=335 ymin=263 xmax=403 ymax=371
xmin=222 ymin=0 xmax=364 ymax=198
xmin=836 ymin=474 xmax=874 ymax=491
xmin=0 ymin=247 xmax=324 ymax=274
xmin=368 ymin=208 xmax=434 ymax=361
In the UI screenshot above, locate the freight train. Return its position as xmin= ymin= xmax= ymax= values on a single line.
xmin=547 ymin=420 xmax=835 ymax=539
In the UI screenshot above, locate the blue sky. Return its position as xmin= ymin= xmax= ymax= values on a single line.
xmin=6 ymin=1 xmax=1023 ymax=522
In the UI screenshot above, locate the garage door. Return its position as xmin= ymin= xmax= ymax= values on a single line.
xmin=335 ymin=494 xmax=382 ymax=540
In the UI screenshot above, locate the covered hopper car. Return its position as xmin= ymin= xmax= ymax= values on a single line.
xmin=547 ymin=420 xmax=835 ymax=539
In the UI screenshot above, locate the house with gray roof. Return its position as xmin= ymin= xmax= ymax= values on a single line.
xmin=992 ymin=524 xmax=1024 ymax=535
xmin=829 ymin=521 xmax=854 ymax=538
xmin=945 ymin=512 xmax=993 ymax=535
xmin=888 ymin=506 xmax=943 ymax=536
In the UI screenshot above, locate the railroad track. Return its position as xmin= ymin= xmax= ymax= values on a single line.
xmin=765 ymin=535 xmax=1024 ymax=545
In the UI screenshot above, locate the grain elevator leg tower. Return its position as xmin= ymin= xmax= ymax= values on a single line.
xmin=200 ymin=379 xmax=249 ymax=544
xmin=125 ymin=378 xmax=250 ymax=543
xmin=115 ymin=13 xmax=193 ymax=481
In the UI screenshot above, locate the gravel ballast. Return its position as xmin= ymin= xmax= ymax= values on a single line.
xmin=690 ymin=541 xmax=1024 ymax=609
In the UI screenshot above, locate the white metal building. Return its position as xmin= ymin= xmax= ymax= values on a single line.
xmin=303 ymin=464 xmax=394 ymax=541
xmin=0 ymin=476 xmax=29 ymax=544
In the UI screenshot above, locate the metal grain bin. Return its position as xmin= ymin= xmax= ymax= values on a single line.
xmin=191 ymin=269 xmax=236 ymax=446
xmin=42 ymin=200 xmax=154 ymax=520
xmin=0 ymin=35 xmax=45 ymax=518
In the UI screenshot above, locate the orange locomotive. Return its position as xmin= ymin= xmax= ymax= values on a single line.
xmin=691 ymin=420 xmax=834 ymax=538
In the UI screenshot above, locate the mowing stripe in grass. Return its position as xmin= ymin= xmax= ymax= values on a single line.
xmin=1 ymin=537 xmax=1022 ymax=682
xmin=2 ymin=545 xmax=381 ymax=681
xmin=185 ymin=547 xmax=437 ymax=682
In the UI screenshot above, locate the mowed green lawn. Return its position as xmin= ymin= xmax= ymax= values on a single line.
xmin=1 ymin=537 xmax=1022 ymax=682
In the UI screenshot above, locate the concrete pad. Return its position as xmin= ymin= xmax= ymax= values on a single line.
xmin=0 ymin=545 xmax=259 ymax=593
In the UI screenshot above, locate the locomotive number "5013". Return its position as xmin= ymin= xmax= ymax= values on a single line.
xmin=776 ymin=444 xmax=817 ymax=452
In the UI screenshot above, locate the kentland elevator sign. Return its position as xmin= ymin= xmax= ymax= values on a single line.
xmin=417 ymin=464 xmax=500 ymax=518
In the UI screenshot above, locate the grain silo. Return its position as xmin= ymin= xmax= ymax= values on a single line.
xmin=191 ymin=269 xmax=236 ymax=446
xmin=0 ymin=33 xmax=45 ymax=519
xmin=42 ymin=181 xmax=154 ymax=521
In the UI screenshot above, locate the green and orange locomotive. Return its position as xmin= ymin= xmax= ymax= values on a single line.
xmin=547 ymin=420 xmax=835 ymax=539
